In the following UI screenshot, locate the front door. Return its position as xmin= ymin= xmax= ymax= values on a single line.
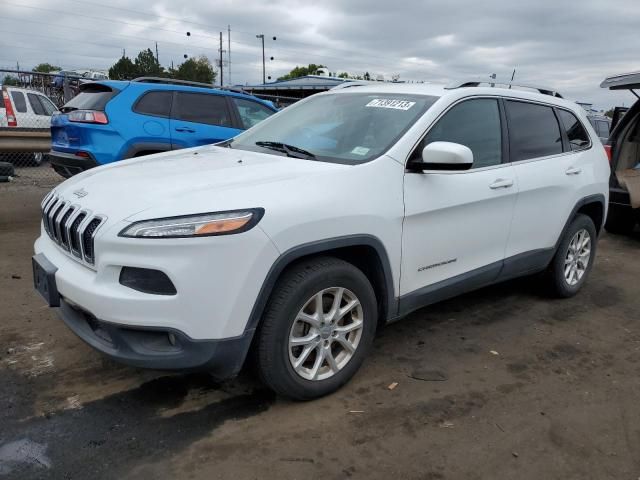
xmin=401 ymin=97 xmax=518 ymax=306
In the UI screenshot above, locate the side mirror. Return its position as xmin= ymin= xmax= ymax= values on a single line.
xmin=408 ymin=141 xmax=473 ymax=172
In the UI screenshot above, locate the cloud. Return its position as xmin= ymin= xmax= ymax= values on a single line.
xmin=1 ymin=0 xmax=639 ymax=108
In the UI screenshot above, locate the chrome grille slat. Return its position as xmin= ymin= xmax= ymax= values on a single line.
xmin=40 ymin=194 xmax=106 ymax=268
xmin=52 ymin=201 xmax=69 ymax=243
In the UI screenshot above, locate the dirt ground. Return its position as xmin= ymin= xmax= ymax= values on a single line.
xmin=1 ymin=179 xmax=639 ymax=480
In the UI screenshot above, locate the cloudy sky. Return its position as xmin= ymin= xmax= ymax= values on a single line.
xmin=2 ymin=0 xmax=639 ymax=109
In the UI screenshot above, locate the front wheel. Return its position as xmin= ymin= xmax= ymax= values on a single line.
xmin=547 ymin=214 xmax=597 ymax=298
xmin=256 ymin=257 xmax=377 ymax=400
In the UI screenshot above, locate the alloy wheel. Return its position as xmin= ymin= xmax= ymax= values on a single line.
xmin=288 ymin=287 xmax=363 ymax=381
xmin=564 ymin=228 xmax=591 ymax=286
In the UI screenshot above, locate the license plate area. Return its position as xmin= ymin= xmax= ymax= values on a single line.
xmin=32 ymin=253 xmax=60 ymax=307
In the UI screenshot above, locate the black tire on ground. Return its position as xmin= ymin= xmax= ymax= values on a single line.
xmin=256 ymin=256 xmax=377 ymax=400
xmin=0 ymin=161 xmax=15 ymax=178
xmin=604 ymin=207 xmax=636 ymax=235
xmin=547 ymin=214 xmax=597 ymax=298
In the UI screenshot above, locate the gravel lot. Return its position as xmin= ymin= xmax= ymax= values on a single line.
xmin=1 ymin=179 xmax=639 ymax=480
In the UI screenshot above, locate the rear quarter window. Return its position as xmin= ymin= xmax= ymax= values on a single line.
xmin=505 ymin=100 xmax=563 ymax=161
xmin=10 ymin=91 xmax=27 ymax=113
xmin=27 ymin=93 xmax=45 ymax=115
xmin=558 ymin=110 xmax=591 ymax=150
xmin=133 ymin=91 xmax=173 ymax=117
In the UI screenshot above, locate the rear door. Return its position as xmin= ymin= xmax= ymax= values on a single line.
xmin=26 ymin=92 xmax=53 ymax=129
xmin=505 ymin=100 xmax=590 ymax=264
xmin=170 ymin=92 xmax=242 ymax=148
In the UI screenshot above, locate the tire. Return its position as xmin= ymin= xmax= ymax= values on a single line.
xmin=604 ymin=207 xmax=636 ymax=235
xmin=547 ymin=214 xmax=597 ymax=298
xmin=31 ymin=152 xmax=45 ymax=167
xmin=0 ymin=161 xmax=15 ymax=177
xmin=256 ymin=256 xmax=377 ymax=400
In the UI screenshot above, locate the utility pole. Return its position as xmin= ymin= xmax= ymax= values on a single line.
xmin=228 ymin=25 xmax=231 ymax=86
xmin=219 ymin=32 xmax=224 ymax=87
xmin=256 ymin=34 xmax=265 ymax=84
xmin=155 ymin=42 xmax=159 ymax=65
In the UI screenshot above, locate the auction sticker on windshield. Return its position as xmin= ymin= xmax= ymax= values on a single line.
xmin=365 ymin=99 xmax=416 ymax=110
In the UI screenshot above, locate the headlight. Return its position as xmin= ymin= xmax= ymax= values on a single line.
xmin=119 ymin=209 xmax=264 ymax=238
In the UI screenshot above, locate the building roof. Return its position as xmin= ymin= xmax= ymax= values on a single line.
xmin=239 ymin=75 xmax=356 ymax=91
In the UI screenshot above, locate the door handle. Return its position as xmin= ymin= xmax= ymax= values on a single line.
xmin=489 ymin=178 xmax=514 ymax=189
xmin=565 ymin=166 xmax=582 ymax=175
xmin=175 ymin=127 xmax=195 ymax=133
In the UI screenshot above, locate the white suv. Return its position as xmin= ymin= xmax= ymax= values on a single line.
xmin=33 ymin=81 xmax=610 ymax=399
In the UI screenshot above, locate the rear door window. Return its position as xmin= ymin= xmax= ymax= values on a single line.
xmin=134 ymin=91 xmax=173 ymax=117
xmin=173 ymin=92 xmax=232 ymax=127
xmin=232 ymin=97 xmax=274 ymax=129
xmin=10 ymin=91 xmax=27 ymax=113
xmin=557 ymin=109 xmax=590 ymax=150
xmin=505 ymin=100 xmax=563 ymax=161
xmin=27 ymin=93 xmax=45 ymax=115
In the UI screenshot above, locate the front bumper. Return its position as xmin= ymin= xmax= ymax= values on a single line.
xmin=57 ymin=298 xmax=252 ymax=377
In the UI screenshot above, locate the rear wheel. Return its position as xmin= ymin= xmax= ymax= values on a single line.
xmin=604 ymin=207 xmax=636 ymax=235
xmin=256 ymin=257 xmax=377 ymax=400
xmin=547 ymin=214 xmax=597 ymax=298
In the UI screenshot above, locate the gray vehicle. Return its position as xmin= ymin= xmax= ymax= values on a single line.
xmin=587 ymin=114 xmax=611 ymax=143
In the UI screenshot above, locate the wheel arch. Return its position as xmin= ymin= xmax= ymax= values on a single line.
xmin=245 ymin=235 xmax=398 ymax=337
xmin=554 ymin=194 xmax=606 ymax=255
xmin=122 ymin=142 xmax=171 ymax=159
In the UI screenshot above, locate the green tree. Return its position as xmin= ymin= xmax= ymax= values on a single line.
xmin=277 ymin=64 xmax=326 ymax=81
xmin=2 ymin=74 xmax=19 ymax=86
xmin=135 ymin=48 xmax=163 ymax=76
xmin=604 ymin=108 xmax=614 ymax=118
xmin=32 ymin=63 xmax=61 ymax=73
xmin=337 ymin=72 xmax=349 ymax=79
xmin=363 ymin=71 xmax=371 ymax=81
xmin=173 ymin=56 xmax=215 ymax=84
xmin=109 ymin=55 xmax=138 ymax=80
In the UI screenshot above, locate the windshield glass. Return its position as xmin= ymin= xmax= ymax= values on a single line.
xmin=229 ymin=92 xmax=439 ymax=164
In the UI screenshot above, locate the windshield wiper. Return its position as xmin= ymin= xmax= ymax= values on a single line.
xmin=255 ymin=141 xmax=316 ymax=160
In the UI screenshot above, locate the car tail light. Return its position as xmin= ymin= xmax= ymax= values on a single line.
xmin=603 ymin=144 xmax=612 ymax=164
xmin=2 ymin=90 xmax=17 ymax=127
xmin=68 ymin=110 xmax=108 ymax=124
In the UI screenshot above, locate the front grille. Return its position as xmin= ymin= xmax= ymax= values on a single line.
xmin=40 ymin=193 xmax=105 ymax=266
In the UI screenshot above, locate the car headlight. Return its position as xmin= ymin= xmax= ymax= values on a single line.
xmin=119 ymin=209 xmax=264 ymax=238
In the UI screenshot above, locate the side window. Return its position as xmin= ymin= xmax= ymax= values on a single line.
xmin=596 ymin=120 xmax=610 ymax=138
xmin=505 ymin=100 xmax=563 ymax=161
xmin=10 ymin=91 xmax=27 ymax=113
xmin=232 ymin=98 xmax=274 ymax=129
xmin=174 ymin=92 xmax=232 ymax=127
xmin=133 ymin=91 xmax=172 ymax=118
xmin=38 ymin=96 xmax=57 ymax=116
xmin=27 ymin=93 xmax=45 ymax=115
xmin=557 ymin=109 xmax=590 ymax=150
xmin=419 ymin=98 xmax=502 ymax=168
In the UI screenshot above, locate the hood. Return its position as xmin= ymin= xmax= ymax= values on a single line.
xmin=54 ymin=145 xmax=348 ymax=222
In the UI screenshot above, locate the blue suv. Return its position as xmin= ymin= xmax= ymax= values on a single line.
xmin=49 ymin=78 xmax=278 ymax=177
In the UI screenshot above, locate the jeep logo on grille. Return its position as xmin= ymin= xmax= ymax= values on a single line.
xmin=73 ymin=188 xmax=88 ymax=198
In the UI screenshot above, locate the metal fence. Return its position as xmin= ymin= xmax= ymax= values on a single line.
xmin=0 ymin=69 xmax=82 ymax=185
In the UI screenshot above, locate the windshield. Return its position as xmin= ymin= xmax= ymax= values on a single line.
xmin=228 ymin=92 xmax=439 ymax=164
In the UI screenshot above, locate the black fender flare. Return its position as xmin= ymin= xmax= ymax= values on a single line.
xmin=554 ymin=194 xmax=606 ymax=255
xmin=244 ymin=234 xmax=397 ymax=337
xmin=123 ymin=142 xmax=172 ymax=159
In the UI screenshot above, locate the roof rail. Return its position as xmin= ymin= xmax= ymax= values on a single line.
xmin=330 ymin=81 xmax=370 ymax=91
xmin=131 ymin=77 xmax=216 ymax=89
xmin=445 ymin=80 xmax=563 ymax=98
